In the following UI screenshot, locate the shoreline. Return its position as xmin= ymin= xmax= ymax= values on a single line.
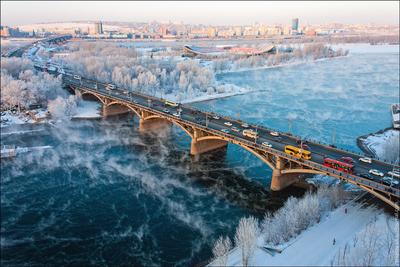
xmin=356 ymin=127 xmax=399 ymax=159
xmin=215 ymin=54 xmax=348 ymax=75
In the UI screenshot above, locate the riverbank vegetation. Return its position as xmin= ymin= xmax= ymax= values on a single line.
xmin=52 ymin=42 xmax=347 ymax=102
xmin=211 ymin=185 xmax=399 ymax=266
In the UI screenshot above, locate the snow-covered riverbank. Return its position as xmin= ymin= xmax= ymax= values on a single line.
xmin=210 ymin=202 xmax=399 ymax=266
xmin=357 ymin=128 xmax=399 ymax=164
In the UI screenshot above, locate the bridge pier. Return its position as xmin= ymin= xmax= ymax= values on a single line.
xmin=190 ymin=129 xmax=228 ymax=156
xmin=270 ymin=157 xmax=299 ymax=191
xmin=190 ymin=138 xmax=228 ymax=156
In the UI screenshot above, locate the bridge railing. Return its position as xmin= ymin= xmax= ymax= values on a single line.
xmin=65 ymin=74 xmax=400 ymax=169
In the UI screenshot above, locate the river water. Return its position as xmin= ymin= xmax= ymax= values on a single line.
xmin=1 ymin=44 xmax=399 ymax=266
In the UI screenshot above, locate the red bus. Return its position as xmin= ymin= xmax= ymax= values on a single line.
xmin=323 ymin=158 xmax=354 ymax=174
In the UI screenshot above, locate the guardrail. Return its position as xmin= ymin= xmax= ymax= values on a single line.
xmin=65 ymin=77 xmax=400 ymax=198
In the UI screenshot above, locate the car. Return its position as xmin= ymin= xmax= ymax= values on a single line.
xmin=133 ymin=100 xmax=138 ymax=104
xmin=359 ymin=157 xmax=372 ymax=164
xmin=387 ymin=170 xmax=400 ymax=179
xmin=221 ymin=129 xmax=230 ymax=134
xmin=224 ymin=122 xmax=233 ymax=126
xmin=301 ymin=143 xmax=309 ymax=150
xmin=382 ymin=176 xmax=399 ymax=187
xmin=359 ymin=173 xmax=374 ymax=180
xmin=241 ymin=123 xmax=249 ymax=128
xmin=231 ymin=127 xmax=240 ymax=132
xmin=369 ymin=169 xmax=384 ymax=177
xmin=340 ymin=157 xmax=354 ymax=164
xmin=270 ymin=131 xmax=279 ymax=137
xmin=123 ymin=90 xmax=129 ymax=95
xmin=262 ymin=142 xmax=272 ymax=148
xmin=213 ymin=115 xmax=220 ymax=120
xmin=163 ymin=108 xmax=170 ymax=113
xmin=172 ymin=113 xmax=180 ymax=117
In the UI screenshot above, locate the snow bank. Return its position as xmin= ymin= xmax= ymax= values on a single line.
xmin=215 ymin=203 xmax=398 ymax=266
xmin=1 ymin=111 xmax=35 ymax=127
xmin=359 ymin=129 xmax=400 ymax=163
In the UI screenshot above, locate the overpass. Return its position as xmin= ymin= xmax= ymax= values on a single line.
xmin=58 ymin=73 xmax=400 ymax=211
xmin=2 ymin=35 xmax=72 ymax=58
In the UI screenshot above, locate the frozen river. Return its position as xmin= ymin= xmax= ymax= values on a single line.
xmin=1 ymin=44 xmax=399 ymax=266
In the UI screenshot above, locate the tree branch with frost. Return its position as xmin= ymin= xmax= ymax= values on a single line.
xmin=234 ymin=216 xmax=259 ymax=267
xmin=211 ymin=236 xmax=232 ymax=267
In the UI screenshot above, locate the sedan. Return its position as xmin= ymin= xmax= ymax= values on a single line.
xmin=241 ymin=123 xmax=249 ymax=128
xmin=224 ymin=122 xmax=233 ymax=126
xmin=221 ymin=129 xmax=230 ymax=134
xmin=359 ymin=157 xmax=372 ymax=164
xmin=340 ymin=157 xmax=354 ymax=164
xmin=359 ymin=173 xmax=374 ymax=180
xmin=301 ymin=143 xmax=310 ymax=150
xmin=163 ymin=108 xmax=170 ymax=113
xmin=270 ymin=131 xmax=279 ymax=137
xmin=172 ymin=113 xmax=180 ymax=117
xmin=382 ymin=176 xmax=399 ymax=187
xmin=387 ymin=170 xmax=400 ymax=178
xmin=231 ymin=127 xmax=240 ymax=132
xmin=369 ymin=169 xmax=384 ymax=177
xmin=213 ymin=115 xmax=220 ymax=120
xmin=262 ymin=142 xmax=272 ymax=148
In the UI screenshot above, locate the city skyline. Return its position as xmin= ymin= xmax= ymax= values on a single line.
xmin=1 ymin=1 xmax=399 ymax=27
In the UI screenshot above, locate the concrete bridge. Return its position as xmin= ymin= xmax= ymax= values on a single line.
xmin=60 ymin=74 xmax=400 ymax=211
xmin=2 ymin=35 xmax=72 ymax=58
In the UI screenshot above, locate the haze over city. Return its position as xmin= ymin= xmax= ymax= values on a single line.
xmin=1 ymin=1 xmax=399 ymax=26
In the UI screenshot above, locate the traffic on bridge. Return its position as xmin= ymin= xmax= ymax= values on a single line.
xmin=35 ymin=64 xmax=400 ymax=210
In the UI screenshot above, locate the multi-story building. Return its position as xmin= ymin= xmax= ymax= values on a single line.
xmin=292 ymin=18 xmax=299 ymax=31
xmin=94 ymin=21 xmax=103 ymax=35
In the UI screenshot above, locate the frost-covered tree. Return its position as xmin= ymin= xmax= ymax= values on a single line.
xmin=48 ymin=95 xmax=77 ymax=119
xmin=211 ymin=236 xmax=232 ymax=267
xmin=235 ymin=216 xmax=259 ymax=267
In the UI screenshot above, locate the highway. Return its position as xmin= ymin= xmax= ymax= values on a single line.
xmin=63 ymin=74 xmax=400 ymax=194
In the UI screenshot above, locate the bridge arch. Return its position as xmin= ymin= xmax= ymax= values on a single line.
xmin=106 ymin=101 xmax=141 ymax=118
xmin=80 ymin=90 xmax=107 ymax=105
xmin=170 ymin=121 xmax=194 ymax=139
xmin=143 ymin=115 xmax=164 ymax=121
xmin=197 ymin=135 xmax=275 ymax=170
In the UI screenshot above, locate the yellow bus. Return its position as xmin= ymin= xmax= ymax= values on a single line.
xmin=284 ymin=145 xmax=311 ymax=160
xmin=165 ymin=100 xmax=179 ymax=107
xmin=242 ymin=129 xmax=258 ymax=139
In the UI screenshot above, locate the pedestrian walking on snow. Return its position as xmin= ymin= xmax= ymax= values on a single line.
xmin=333 ymin=238 xmax=336 ymax=245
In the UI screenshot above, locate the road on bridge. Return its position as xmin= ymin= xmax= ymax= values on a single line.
xmin=66 ymin=75 xmax=399 ymax=193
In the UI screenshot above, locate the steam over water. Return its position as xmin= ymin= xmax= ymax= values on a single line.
xmin=1 ymin=45 xmax=399 ymax=266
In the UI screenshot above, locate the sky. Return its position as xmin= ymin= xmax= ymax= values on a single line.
xmin=1 ymin=1 xmax=399 ymax=26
